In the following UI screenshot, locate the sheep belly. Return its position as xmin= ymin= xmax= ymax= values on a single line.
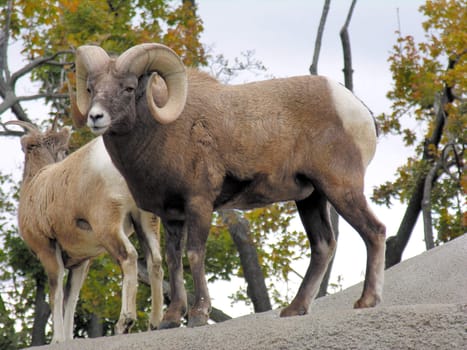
xmin=214 ymin=172 xmax=314 ymax=210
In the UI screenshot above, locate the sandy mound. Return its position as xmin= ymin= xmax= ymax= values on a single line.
xmin=30 ymin=234 xmax=467 ymax=350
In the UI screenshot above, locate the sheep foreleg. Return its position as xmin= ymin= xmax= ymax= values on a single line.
xmin=185 ymin=198 xmax=213 ymax=327
xmin=112 ymin=234 xmax=138 ymax=334
xmin=135 ymin=212 xmax=164 ymax=330
xmin=159 ymin=220 xmax=187 ymax=329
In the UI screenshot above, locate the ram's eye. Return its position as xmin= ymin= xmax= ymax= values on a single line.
xmin=86 ymin=87 xmax=91 ymax=94
xmin=125 ymin=86 xmax=135 ymax=93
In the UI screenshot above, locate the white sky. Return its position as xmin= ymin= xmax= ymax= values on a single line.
xmin=0 ymin=0 xmax=428 ymax=319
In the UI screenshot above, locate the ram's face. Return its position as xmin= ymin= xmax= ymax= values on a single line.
xmin=75 ymin=44 xmax=187 ymax=134
xmin=86 ymin=71 xmax=138 ymax=135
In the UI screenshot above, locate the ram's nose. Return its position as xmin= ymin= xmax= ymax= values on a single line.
xmin=87 ymin=104 xmax=110 ymax=134
xmin=89 ymin=112 xmax=105 ymax=124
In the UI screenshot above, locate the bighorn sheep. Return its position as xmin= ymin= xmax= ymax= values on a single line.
xmin=8 ymin=120 xmax=164 ymax=343
xmin=74 ymin=43 xmax=386 ymax=329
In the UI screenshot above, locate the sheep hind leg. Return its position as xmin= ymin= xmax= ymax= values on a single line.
xmin=159 ymin=220 xmax=188 ymax=329
xmin=63 ymin=260 xmax=90 ymax=340
xmin=280 ymin=191 xmax=336 ymax=317
xmin=105 ymin=232 xmax=138 ymax=334
xmin=37 ymin=241 xmax=66 ymax=343
xmin=324 ymin=181 xmax=386 ymax=308
xmin=134 ymin=212 xmax=164 ymax=330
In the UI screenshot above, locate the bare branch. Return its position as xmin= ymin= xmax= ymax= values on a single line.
xmin=421 ymin=159 xmax=443 ymax=250
xmin=0 ymin=92 xmax=68 ymax=115
xmin=309 ymin=0 xmax=331 ymax=75
xmin=19 ymin=92 xmax=69 ymax=102
xmin=0 ymin=0 xmax=13 ymax=82
xmin=0 ymin=95 xmax=31 ymax=122
xmin=10 ymin=50 xmax=74 ymax=87
xmin=340 ymin=0 xmax=357 ymax=91
xmin=0 ymin=123 xmax=24 ymax=137
xmin=421 ymin=144 xmax=462 ymax=251
xmin=441 ymin=143 xmax=464 ymax=182
xmin=208 ymin=50 xmax=268 ymax=84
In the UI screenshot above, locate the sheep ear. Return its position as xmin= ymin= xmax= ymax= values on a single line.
xmin=19 ymin=135 xmax=31 ymax=153
xmin=59 ymin=126 xmax=72 ymax=142
xmin=70 ymin=92 xmax=87 ymax=128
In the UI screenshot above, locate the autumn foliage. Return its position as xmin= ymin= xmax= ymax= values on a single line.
xmin=374 ymin=0 xmax=466 ymax=242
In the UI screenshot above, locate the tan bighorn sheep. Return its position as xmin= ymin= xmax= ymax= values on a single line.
xmin=7 ymin=120 xmax=164 ymax=343
xmin=74 ymin=43 xmax=386 ymax=329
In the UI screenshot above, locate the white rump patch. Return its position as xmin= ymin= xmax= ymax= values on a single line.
xmin=326 ymin=78 xmax=377 ymax=168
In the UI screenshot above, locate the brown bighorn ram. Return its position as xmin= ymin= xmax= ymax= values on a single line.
xmin=74 ymin=43 xmax=386 ymax=329
xmin=8 ymin=120 xmax=164 ymax=342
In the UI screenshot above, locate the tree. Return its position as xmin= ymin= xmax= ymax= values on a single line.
xmin=0 ymin=172 xmax=38 ymax=348
xmin=373 ymin=0 xmax=466 ymax=267
xmin=0 ymin=0 xmax=206 ymax=345
xmin=2 ymin=0 xmax=205 ymax=135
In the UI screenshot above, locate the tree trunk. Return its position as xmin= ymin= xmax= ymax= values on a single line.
xmin=422 ymin=159 xmax=443 ymax=250
xmin=385 ymin=178 xmax=424 ymax=268
xmin=219 ymin=210 xmax=272 ymax=313
xmin=87 ymin=313 xmax=104 ymax=338
xmin=385 ymin=65 xmax=454 ymax=268
xmin=30 ymin=275 xmax=50 ymax=346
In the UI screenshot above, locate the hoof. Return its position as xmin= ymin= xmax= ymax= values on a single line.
xmin=280 ymin=305 xmax=308 ymax=318
xmin=50 ymin=336 xmax=65 ymax=344
xmin=187 ymin=313 xmax=209 ymax=328
xmin=354 ymin=295 xmax=380 ymax=309
xmin=115 ymin=317 xmax=135 ymax=334
xmin=158 ymin=320 xmax=181 ymax=330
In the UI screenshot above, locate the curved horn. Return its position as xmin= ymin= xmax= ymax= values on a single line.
xmin=5 ymin=120 xmax=40 ymax=134
xmin=75 ymin=45 xmax=110 ymax=116
xmin=115 ymin=43 xmax=187 ymax=124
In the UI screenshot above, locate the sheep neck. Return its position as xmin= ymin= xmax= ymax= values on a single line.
xmin=102 ymin=120 xmax=167 ymax=212
xmin=22 ymin=148 xmax=56 ymax=187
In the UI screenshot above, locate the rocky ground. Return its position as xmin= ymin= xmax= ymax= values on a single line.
xmin=29 ymin=234 xmax=467 ymax=350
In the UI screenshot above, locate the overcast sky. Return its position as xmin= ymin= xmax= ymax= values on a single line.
xmin=1 ymin=0 xmax=428 ymax=317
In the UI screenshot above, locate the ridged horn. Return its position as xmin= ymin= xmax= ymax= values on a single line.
xmin=75 ymin=45 xmax=110 ymax=116
xmin=115 ymin=43 xmax=187 ymax=124
xmin=5 ymin=120 xmax=40 ymax=134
